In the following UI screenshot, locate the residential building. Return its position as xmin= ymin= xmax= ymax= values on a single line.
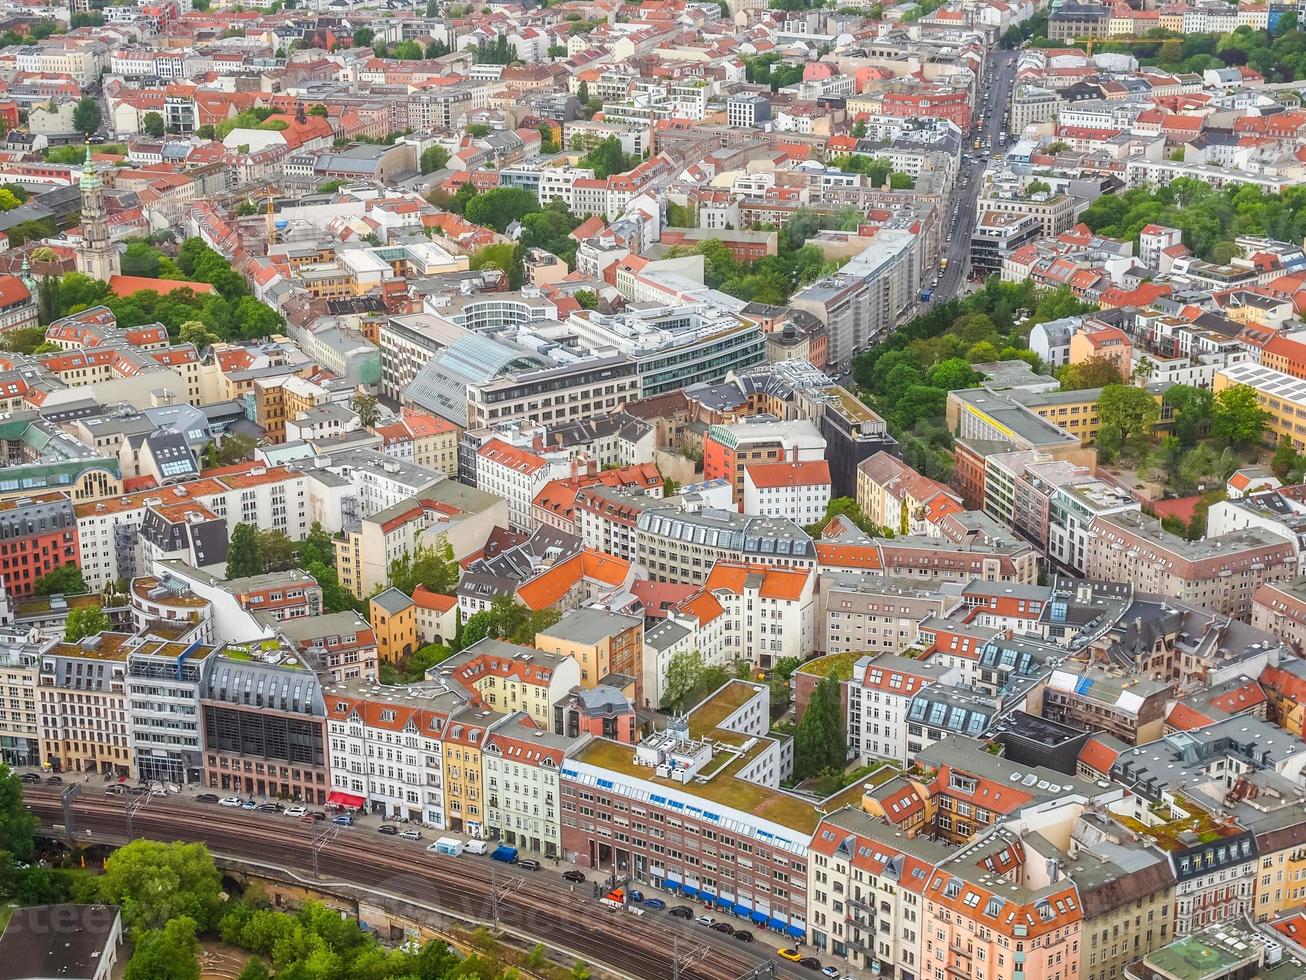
xmin=38 ymin=633 xmax=132 ymax=777
xmin=534 ymin=607 xmax=643 ymax=698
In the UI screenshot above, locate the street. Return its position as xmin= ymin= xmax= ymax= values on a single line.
xmin=933 ymin=46 xmax=1021 ymax=304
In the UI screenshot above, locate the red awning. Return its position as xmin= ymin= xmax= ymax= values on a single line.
xmin=327 ymin=790 xmax=365 ymax=810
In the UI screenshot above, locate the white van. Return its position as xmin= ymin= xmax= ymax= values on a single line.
xmin=463 ymin=839 xmax=488 ymax=855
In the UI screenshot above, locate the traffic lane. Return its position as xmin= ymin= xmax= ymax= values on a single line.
xmin=28 ymin=792 xmax=816 ymax=980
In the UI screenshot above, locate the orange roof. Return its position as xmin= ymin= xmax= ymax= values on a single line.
xmin=743 ymin=459 xmax=831 ymax=490
xmin=702 ymin=561 xmax=811 ymax=601
xmin=815 ymin=541 xmax=882 ymax=570
xmin=1166 ymin=702 xmax=1216 ymax=731
xmin=1077 ymin=735 xmax=1122 ymax=777
xmin=412 ymin=584 xmax=457 ymax=612
xmin=516 ymin=548 xmax=631 ymax=611
xmin=677 ymin=589 xmax=724 ymax=626
xmin=479 ymin=437 xmax=547 ymax=475
xmin=107 ymin=274 xmax=217 ymax=297
xmin=1207 ymin=680 xmax=1266 ymax=714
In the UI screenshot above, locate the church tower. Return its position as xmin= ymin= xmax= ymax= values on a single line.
xmin=75 ymin=145 xmax=119 ymax=282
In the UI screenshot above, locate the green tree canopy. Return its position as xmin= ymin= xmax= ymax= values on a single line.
xmin=34 ymin=563 xmax=87 ymax=596
xmin=1211 ymin=383 xmax=1270 ymax=447
xmin=124 ymin=916 xmax=201 ymax=980
xmin=1098 ymin=384 xmax=1160 ymax=448
xmin=794 ymin=672 xmax=846 ymax=780
xmin=226 ymin=523 xmax=263 ymax=579
xmin=65 ymin=606 xmax=109 ymax=643
xmin=96 ymin=840 xmax=223 ymax=932
xmin=73 ymin=97 xmax=101 ymax=136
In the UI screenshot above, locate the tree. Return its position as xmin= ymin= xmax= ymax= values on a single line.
xmin=96 ymin=840 xmax=223 ymax=932
xmin=851 ymin=119 xmax=866 ymax=138
xmin=353 ymin=27 xmax=375 ymax=47
xmin=257 ymin=530 xmax=298 ymax=572
xmin=463 ymin=187 xmax=539 ymax=232
xmin=772 ymin=656 xmax=803 ymax=680
xmin=121 ymin=240 xmax=164 ymax=277
xmin=574 ymin=289 xmax=598 ymax=310
xmin=1272 ymin=435 xmax=1300 ymax=481
xmin=1059 ymin=356 xmax=1124 ymax=391
xmin=125 ymin=916 xmax=201 ymax=980
xmin=210 ymin=433 xmax=256 ymax=467
xmin=34 ymin=563 xmax=87 ymax=595
xmin=1097 ymin=383 xmax=1160 ymax=448
xmin=1026 ymin=179 xmax=1052 ymax=195
xmin=420 ymin=145 xmax=449 ymax=173
xmin=0 ymin=764 xmax=37 ymax=866
xmin=179 ymin=319 xmax=219 ymax=350
xmin=926 ymin=357 xmax=980 ymax=391
xmin=73 ymin=97 xmax=102 ymax=137
xmin=308 ymin=104 xmax=329 ymax=118
xmin=227 ymin=523 xmax=263 ymax=579
xmin=1211 ymin=383 xmax=1269 ymax=447
xmin=663 ymin=650 xmax=706 ymax=712
xmin=386 ymin=542 xmax=458 ymax=596
xmin=1163 ymin=384 xmax=1213 ymax=446
xmin=65 ymin=605 xmax=109 ymax=643
xmin=578 ymin=136 xmax=633 ymax=179
xmin=353 ymin=390 xmax=380 ymax=428
xmin=794 ymin=672 xmax=845 ymax=780
xmin=142 ymin=111 xmax=166 ymax=138
xmin=455 ymin=596 xmax=560 ymax=649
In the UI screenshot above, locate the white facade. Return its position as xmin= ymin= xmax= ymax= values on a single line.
xmin=327 ymin=706 xmax=447 ymax=825
xmin=742 ymin=466 xmax=831 ymax=525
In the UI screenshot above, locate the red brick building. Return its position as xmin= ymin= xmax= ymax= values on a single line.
xmin=0 ymin=493 xmax=78 ymax=598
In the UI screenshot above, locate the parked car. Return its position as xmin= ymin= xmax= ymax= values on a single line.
xmin=733 ymin=930 xmax=753 ymax=942
xmin=283 ymin=805 xmax=307 ymax=818
xmin=669 ymin=906 xmax=694 ymax=919
xmin=241 ymin=799 xmax=258 ymax=810
xmin=196 ymin=793 xmax=220 ymax=804
xmin=627 ymin=890 xmax=644 ymax=903
xmin=378 ymin=824 xmax=399 ymax=836
xmin=104 ymin=784 xmax=127 ymax=796
xmin=642 ymin=898 xmax=666 ymax=911
xmin=563 ymin=870 xmax=586 ymax=884
xmin=711 ymin=922 xmax=734 ymax=934
xmin=19 ymin=772 xmax=41 ymax=783
xmin=778 ymin=949 xmax=803 ymax=962
xmin=333 ymin=813 xmax=354 ymax=826
xmin=517 ymin=858 xmax=540 ymax=870
xmin=45 ymin=775 xmax=62 ymax=785
xmin=219 ymin=797 xmax=243 ymax=807
xmin=255 ymin=802 xmax=282 ymax=813
xmin=822 ymin=968 xmax=841 ymax=978
xmin=799 ymin=958 xmax=823 ymax=971
xmin=398 ymin=829 xmax=423 ymax=842
xmin=126 ymin=785 xmax=149 ymax=796
xmin=696 ymin=915 xmax=716 ymax=927
xmin=308 ymin=811 xmax=327 ymax=822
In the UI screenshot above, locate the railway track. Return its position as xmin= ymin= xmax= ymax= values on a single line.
xmin=25 ymin=789 xmax=791 ymax=980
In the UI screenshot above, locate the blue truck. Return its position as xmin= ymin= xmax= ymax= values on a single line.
xmin=490 ymin=844 xmax=519 ymax=864
xmin=919 ymin=288 xmax=933 ymax=303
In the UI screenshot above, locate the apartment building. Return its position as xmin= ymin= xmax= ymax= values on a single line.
xmin=1251 ymin=578 xmax=1306 ymax=647
xmin=741 ymin=460 xmax=832 ymax=525
xmin=440 ymin=702 xmax=500 ymax=837
xmin=1037 ymin=664 xmax=1172 ymax=745
xmin=808 ymin=806 xmax=953 ymax=977
xmin=438 ymin=639 xmax=580 ymax=729
xmin=702 ymin=417 xmax=825 ymax=505
xmin=0 ymin=628 xmax=50 ymax=768
xmin=634 ymin=507 xmax=817 ymax=586
xmin=483 ymin=714 xmax=579 ymax=858
xmin=846 ymin=653 xmax=955 ymax=766
xmin=323 ymin=679 xmax=462 ymax=825
xmin=1084 ymin=511 xmax=1296 ymax=620
xmin=820 ymin=573 xmax=959 ymax=657
xmin=856 ymin=451 xmax=963 ymax=536
xmin=534 ymin=607 xmax=643 ymax=696
xmin=476 ymin=438 xmax=554 ymax=531
xmin=38 ymin=633 xmax=133 ymax=776
xmin=0 ymin=493 xmax=79 ymax=598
